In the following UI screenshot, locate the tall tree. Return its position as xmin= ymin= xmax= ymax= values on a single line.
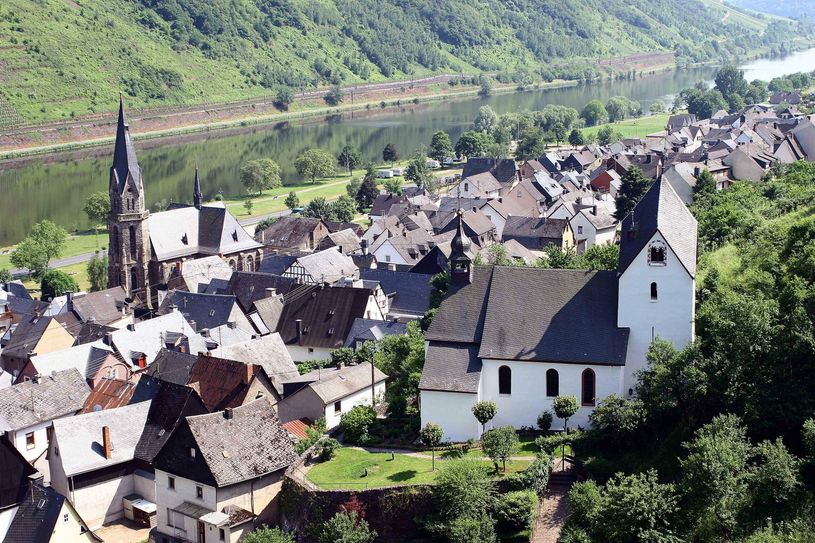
xmin=83 ymin=192 xmax=110 ymax=237
xmin=302 ymin=196 xmax=333 ymax=220
xmin=613 ymin=166 xmax=651 ymax=221
xmin=581 ymin=99 xmax=608 ymax=126
xmin=473 ymin=105 xmax=498 ymax=135
xmin=86 ymin=253 xmax=108 ymax=292
xmin=455 ymin=131 xmax=491 ymax=159
xmin=337 ymin=145 xmax=362 ymax=176
xmin=40 ymin=269 xmax=78 ymax=301
xmin=428 ymin=131 xmax=454 ymax=162
xmin=295 ymin=149 xmax=335 ymax=183
xmin=382 ymin=143 xmax=399 ymax=166
xmin=330 ymin=195 xmax=357 ymax=222
xmin=240 ymin=159 xmax=281 ymax=195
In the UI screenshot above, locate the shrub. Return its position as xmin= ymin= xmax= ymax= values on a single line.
xmin=492 ymin=490 xmax=536 ymax=532
xmin=481 ymin=426 xmax=519 ymax=472
xmin=319 ymin=510 xmax=376 ymax=543
xmin=40 ymin=269 xmax=78 ymax=301
xmin=243 ymin=526 xmax=295 ymax=543
xmin=434 ymin=460 xmax=495 ymax=520
xmin=537 ymin=411 xmax=553 ymax=432
xmin=340 ymin=405 xmax=376 ymax=444
xmin=446 ymin=514 xmax=497 ymax=543
xmin=315 ymin=438 xmax=340 ymax=461
xmin=559 ymin=526 xmax=593 ymax=543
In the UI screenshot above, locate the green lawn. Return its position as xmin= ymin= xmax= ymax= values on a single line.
xmin=307 ymin=447 xmax=530 ymax=490
xmin=440 ymin=437 xmax=572 ymax=460
xmin=581 ymin=113 xmax=670 ymax=140
xmin=0 ymin=229 xmax=106 ymax=271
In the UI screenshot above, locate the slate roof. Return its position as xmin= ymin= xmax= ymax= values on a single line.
xmin=144 ymin=348 xmax=199 ymax=386
xmin=276 ymin=285 xmax=374 ymax=349
xmin=425 ymin=267 xmax=493 ymax=344
xmin=1 ymin=281 xmax=32 ymax=301
xmin=478 ymin=268 xmax=629 ymax=365
xmin=0 ymin=369 xmax=89 ymax=431
xmin=419 ymin=342 xmax=482 ymax=393
xmin=256 ymin=217 xmax=327 ymax=249
xmin=173 ymin=256 xmax=234 ymax=294
xmin=29 ymin=342 xmax=114 ymax=381
xmin=3 ymin=483 xmax=101 ymax=543
xmin=343 ymin=318 xmax=408 ymax=348
xmin=258 ymin=253 xmax=305 ymax=276
xmin=73 ymin=322 xmax=117 ymax=346
xmin=156 ymin=399 xmax=297 ymax=487
xmin=502 ymin=216 xmax=570 ymax=250
xmin=359 ymin=268 xmax=434 ymax=316
xmin=225 ymin=272 xmax=299 ymax=312
xmin=71 ymin=287 xmax=127 ymax=326
xmin=211 ymin=334 xmax=299 ymax=393
xmin=370 ymin=193 xmax=407 ymax=216
xmin=462 ymin=158 xmax=518 ymax=185
xmin=0 ymin=438 xmax=36 ymax=509
xmin=293 ymin=249 xmax=359 ymax=284
xmin=325 ymin=221 xmax=363 ymax=235
xmin=110 ymin=97 xmax=142 ymax=196
xmin=1 ymin=317 xmax=57 ymax=361
xmin=290 ymin=362 xmax=387 ymax=403
xmin=317 ymin=229 xmax=362 ymax=255
xmin=52 ymin=400 xmax=151 ymax=476
xmin=109 ymin=312 xmax=207 ymax=366
xmin=618 ymin=179 xmax=697 ymax=277
xmin=158 ymin=291 xmax=240 ymax=331
xmin=148 ymin=204 xmax=261 ymax=262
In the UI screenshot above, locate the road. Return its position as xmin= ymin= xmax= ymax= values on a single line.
xmin=9 ymin=208 xmax=293 ymax=279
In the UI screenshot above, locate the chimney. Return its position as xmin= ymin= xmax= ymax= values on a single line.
xmin=295 ymin=319 xmax=303 ymax=345
xmin=336 ymin=360 xmax=343 ymax=370
xmin=103 ymin=332 xmax=114 ymax=346
xmin=591 ymin=205 xmax=597 ymax=216
xmin=472 ymin=206 xmax=477 ymax=213
xmin=102 ymin=426 xmax=111 ymax=459
xmin=498 ymin=197 xmax=503 ymax=203
xmin=168 ymin=303 xmax=177 ymax=313
xmin=227 ymin=321 xmax=237 ymax=330
xmin=126 ymin=323 xmax=136 ymax=332
xmin=694 ymin=166 xmax=701 ymax=177
xmin=360 ymin=239 xmax=369 ymax=255
xmin=245 ymin=364 xmax=254 ymax=385
xmin=65 ymin=291 xmax=73 ymax=313
xmin=137 ymin=354 xmax=147 ymax=369
xmin=265 ymin=287 xmax=276 ymax=298
xmin=224 ymin=408 xmax=234 ymax=420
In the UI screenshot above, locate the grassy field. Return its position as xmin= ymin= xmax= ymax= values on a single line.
xmin=581 ymin=114 xmax=670 ymax=140
xmin=0 ymin=229 xmax=105 ymax=270
xmin=307 ymin=447 xmax=531 ymax=490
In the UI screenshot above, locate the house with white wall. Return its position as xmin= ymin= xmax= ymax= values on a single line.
xmin=0 ymin=368 xmax=89 ymax=466
xmin=153 ymin=400 xmax=298 ymax=543
xmin=2 ymin=482 xmax=102 ymax=542
xmin=279 ymin=362 xmax=387 ymax=429
xmin=420 ymin=182 xmax=696 ymax=441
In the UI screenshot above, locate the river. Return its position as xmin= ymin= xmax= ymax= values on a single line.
xmin=1 ymin=48 xmax=815 ymax=247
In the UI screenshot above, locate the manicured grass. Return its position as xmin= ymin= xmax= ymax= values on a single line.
xmin=307 ymin=447 xmax=530 ymax=490
xmin=441 ymin=436 xmax=572 ymax=460
xmin=581 ymin=114 xmax=670 ymax=140
xmin=19 ymin=261 xmax=91 ymax=297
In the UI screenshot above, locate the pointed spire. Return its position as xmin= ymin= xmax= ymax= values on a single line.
xmin=193 ymin=164 xmax=203 ymax=210
xmin=450 ymin=209 xmax=472 ymax=286
xmin=111 ymin=94 xmax=141 ymax=194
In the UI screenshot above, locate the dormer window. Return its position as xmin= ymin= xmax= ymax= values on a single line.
xmin=181 ymin=233 xmax=188 ymax=245
xmin=232 ymin=230 xmax=238 ymax=242
xmin=648 ymin=241 xmax=667 ymax=266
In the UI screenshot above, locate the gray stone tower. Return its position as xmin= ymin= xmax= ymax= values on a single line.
xmin=108 ymin=96 xmax=150 ymax=299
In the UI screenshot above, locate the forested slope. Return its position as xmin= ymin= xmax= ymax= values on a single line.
xmin=0 ymin=0 xmax=805 ymax=122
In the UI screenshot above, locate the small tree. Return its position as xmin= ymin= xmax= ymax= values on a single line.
xmin=455 ymin=131 xmax=491 ymax=159
xmin=0 ymin=269 xmax=11 ymax=283
xmin=382 ymin=143 xmax=398 ymax=166
xmin=319 ymin=510 xmax=376 ymax=543
xmin=240 ymin=160 xmax=264 ymax=195
xmin=421 ymin=422 xmax=444 ymax=471
xmin=10 ymin=238 xmax=49 ymax=279
xmin=243 ymin=199 xmax=254 ymax=215
xmin=428 ymin=131 xmax=454 ymax=162
xmin=87 ymin=253 xmax=108 ymax=292
xmin=340 ymin=405 xmax=376 ymax=445
xmin=537 ymin=411 xmax=553 ymax=432
xmin=355 ymin=174 xmax=379 ymax=210
xmin=481 ymin=426 xmax=519 ymax=472
xmin=324 ymin=85 xmax=344 ymax=106
xmin=553 ymin=396 xmax=579 ymax=434
xmin=274 ymin=87 xmax=294 ymax=111
xmin=337 ymin=145 xmax=362 ymax=176
xmin=383 ymin=178 xmax=402 ymax=195
xmin=478 ymin=74 xmax=494 ymax=97
xmin=40 ymin=269 xmax=78 ymax=301
xmin=83 ymin=191 xmax=110 ymax=239
xmin=243 ymin=527 xmax=295 ymax=543
xmin=302 ymin=197 xmax=332 ymax=220
xmin=284 ymin=191 xmax=300 ymax=210
xmin=693 ymin=168 xmax=717 ymax=201
xmin=613 ymin=166 xmax=650 ymax=221
xmin=472 ymin=400 xmax=497 ymax=436
xmin=330 ymin=195 xmax=357 ymax=223
xmin=649 ymin=100 xmax=666 ymax=114
xmin=295 ymin=149 xmax=336 ymax=183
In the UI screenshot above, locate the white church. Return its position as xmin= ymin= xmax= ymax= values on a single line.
xmin=419 ymin=179 xmax=697 ymax=441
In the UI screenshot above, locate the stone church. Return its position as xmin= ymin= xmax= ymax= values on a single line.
xmin=420 ymin=179 xmax=697 ymax=441
xmin=107 ymin=99 xmax=263 ymax=303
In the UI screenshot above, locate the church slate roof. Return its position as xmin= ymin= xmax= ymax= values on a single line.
xmin=419 ymin=342 xmax=482 ymax=393
xmin=110 ymin=97 xmax=141 ymax=195
xmin=145 ymin=348 xmax=199 ymax=386
xmin=425 ymin=266 xmax=493 ymax=345
xmin=155 ymin=399 xmax=297 ymax=488
xmin=478 ymin=268 xmax=629 ymax=365
xmin=618 ymin=179 xmax=697 ymax=277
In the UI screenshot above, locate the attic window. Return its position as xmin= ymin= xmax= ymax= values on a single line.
xmin=189 ymin=447 xmax=196 ymax=459
xmin=181 ymin=234 xmax=188 ymax=245
xmin=209 ymin=309 xmax=216 ymax=317
xmin=327 ymin=328 xmax=335 ymax=336
xmin=232 ymin=230 xmax=238 ymax=242
xmin=37 ymin=499 xmax=46 ymax=510
xmin=327 ymin=309 xmax=335 ymax=316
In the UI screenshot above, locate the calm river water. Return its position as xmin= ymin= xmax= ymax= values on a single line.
xmin=1 ymin=48 xmax=814 ymax=246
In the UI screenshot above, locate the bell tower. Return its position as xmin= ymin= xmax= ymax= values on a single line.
xmin=107 ymin=96 xmax=150 ymax=299
xmin=449 ymin=209 xmax=473 ymax=287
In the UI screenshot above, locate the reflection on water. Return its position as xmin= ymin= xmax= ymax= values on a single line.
xmin=1 ymin=48 xmax=815 ymax=246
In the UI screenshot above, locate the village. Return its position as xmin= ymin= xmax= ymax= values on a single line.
xmin=1 ymin=76 xmax=815 ymax=543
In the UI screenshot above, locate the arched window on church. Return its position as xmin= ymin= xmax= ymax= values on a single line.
xmin=498 ymin=365 xmax=511 ymax=395
xmin=649 ymin=241 xmax=666 ymax=266
xmin=650 ymin=282 xmax=658 ymax=300
xmin=228 ymin=259 xmax=237 ymax=272
xmin=129 ymin=226 xmax=137 ymax=259
xmin=581 ymin=369 xmax=596 ymax=406
xmin=130 ymin=267 xmax=139 ymax=292
xmin=246 ymin=255 xmax=255 ymax=272
xmin=546 ymin=369 xmax=559 ymax=397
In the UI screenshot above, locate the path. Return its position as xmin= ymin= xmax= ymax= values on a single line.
xmin=530 ymin=487 xmax=569 ymax=543
xmin=351 ymin=445 xmax=537 ymax=461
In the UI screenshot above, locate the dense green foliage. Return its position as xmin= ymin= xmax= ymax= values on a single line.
xmin=481 ymin=426 xmax=520 ymax=472
xmin=242 ymin=527 xmax=295 ymax=543
xmin=339 ymin=405 xmax=376 ymax=445
xmin=319 ymin=510 xmax=376 ymax=543
xmin=10 ymin=220 xmax=68 ymax=278
xmin=565 ymin=161 xmax=815 ymax=541
xmin=0 ymin=0 xmax=803 ymax=122
xmin=86 ymin=253 xmax=108 ymax=292
xmin=40 ymin=269 xmax=78 ymax=300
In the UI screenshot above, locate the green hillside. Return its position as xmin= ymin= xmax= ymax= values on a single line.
xmin=0 ymin=0 xmax=805 ymax=123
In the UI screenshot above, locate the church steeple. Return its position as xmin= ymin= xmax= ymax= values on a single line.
xmin=110 ymin=94 xmax=142 ymax=198
xmin=193 ymin=165 xmax=203 ymax=210
xmin=449 ymin=209 xmax=473 ymax=286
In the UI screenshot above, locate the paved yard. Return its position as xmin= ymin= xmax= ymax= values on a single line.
xmin=95 ymin=519 xmax=150 ymax=543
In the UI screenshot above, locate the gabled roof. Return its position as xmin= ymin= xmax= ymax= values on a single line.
xmin=289 ymin=362 xmax=387 ymax=403
xmin=370 ymin=193 xmax=407 ymax=216
xmin=258 ymin=253 xmax=305 ymax=276
xmin=502 ymin=216 xmax=569 ymax=250
xmin=4 ymin=483 xmax=101 ymax=543
xmin=187 ymin=354 xmax=271 ymax=411
xmin=277 ymin=285 xmax=374 ymax=349
xmin=225 ymin=271 xmax=299 ymax=312
xmin=0 ymin=369 xmax=90 ymax=431
xmin=1 ymin=316 xmax=62 ymax=361
xmin=343 ymin=318 xmax=408 ymax=348
xmin=109 ymin=312 xmax=207 ymax=366
xmin=425 ymin=267 xmax=493 ymax=344
xmin=359 ymin=268 xmax=434 ymax=316
xmin=52 ymin=400 xmax=151 ymax=476
xmin=211 ymin=334 xmax=299 ymax=393
xmin=293 ymin=248 xmax=359 ymax=284
xmin=144 ymin=348 xmax=199 ymax=386
xmin=255 ymin=217 xmax=327 ymax=248
xmin=1 ymin=281 xmax=32 ymax=301
xmin=618 ymin=179 xmax=697 ymax=277
xmin=29 ymin=342 xmax=115 ymax=381
xmin=317 ymin=229 xmax=362 ymax=255
xmin=462 ymin=158 xmax=518 ymax=185
xmin=158 ymin=291 xmax=241 ymax=331
xmin=156 ymin=399 xmax=297 ymax=487
xmin=71 ymin=287 xmax=128 ymax=326
xmin=478 ymin=268 xmax=628 ymax=365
